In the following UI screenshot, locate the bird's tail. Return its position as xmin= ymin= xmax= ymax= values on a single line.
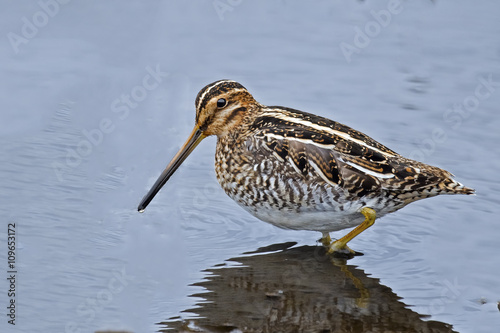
xmin=441 ymin=177 xmax=475 ymax=195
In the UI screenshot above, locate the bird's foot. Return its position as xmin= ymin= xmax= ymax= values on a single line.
xmin=323 ymin=207 xmax=376 ymax=258
xmin=320 ymin=233 xmax=361 ymax=258
xmin=327 ymin=242 xmax=363 ymax=258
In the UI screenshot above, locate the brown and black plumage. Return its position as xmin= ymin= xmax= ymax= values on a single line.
xmin=138 ymin=80 xmax=474 ymax=255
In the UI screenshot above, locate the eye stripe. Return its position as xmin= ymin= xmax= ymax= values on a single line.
xmin=225 ymin=106 xmax=246 ymax=123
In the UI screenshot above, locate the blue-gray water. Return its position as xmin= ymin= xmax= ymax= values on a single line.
xmin=1 ymin=1 xmax=499 ymax=332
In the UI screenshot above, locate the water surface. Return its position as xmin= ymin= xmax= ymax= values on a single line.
xmin=0 ymin=1 xmax=499 ymax=333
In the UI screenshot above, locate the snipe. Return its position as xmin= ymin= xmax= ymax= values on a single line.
xmin=138 ymin=80 xmax=474 ymax=255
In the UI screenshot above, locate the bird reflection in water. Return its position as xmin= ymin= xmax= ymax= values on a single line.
xmin=160 ymin=243 xmax=456 ymax=332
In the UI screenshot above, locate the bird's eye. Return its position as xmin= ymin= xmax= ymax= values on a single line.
xmin=217 ymin=98 xmax=227 ymax=108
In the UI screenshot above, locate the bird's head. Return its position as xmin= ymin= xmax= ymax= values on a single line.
xmin=194 ymin=79 xmax=258 ymax=137
xmin=138 ymin=80 xmax=258 ymax=212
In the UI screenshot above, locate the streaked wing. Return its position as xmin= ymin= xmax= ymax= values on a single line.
xmin=252 ymin=107 xmax=442 ymax=196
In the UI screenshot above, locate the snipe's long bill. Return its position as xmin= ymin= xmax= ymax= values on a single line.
xmin=138 ymin=80 xmax=474 ymax=255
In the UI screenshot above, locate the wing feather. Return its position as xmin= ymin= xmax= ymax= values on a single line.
xmin=252 ymin=108 xmax=448 ymax=197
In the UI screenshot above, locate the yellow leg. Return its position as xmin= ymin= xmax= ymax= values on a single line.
xmin=319 ymin=232 xmax=331 ymax=247
xmin=328 ymin=207 xmax=376 ymax=254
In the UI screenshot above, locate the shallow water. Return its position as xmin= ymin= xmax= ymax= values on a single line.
xmin=1 ymin=1 xmax=499 ymax=333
